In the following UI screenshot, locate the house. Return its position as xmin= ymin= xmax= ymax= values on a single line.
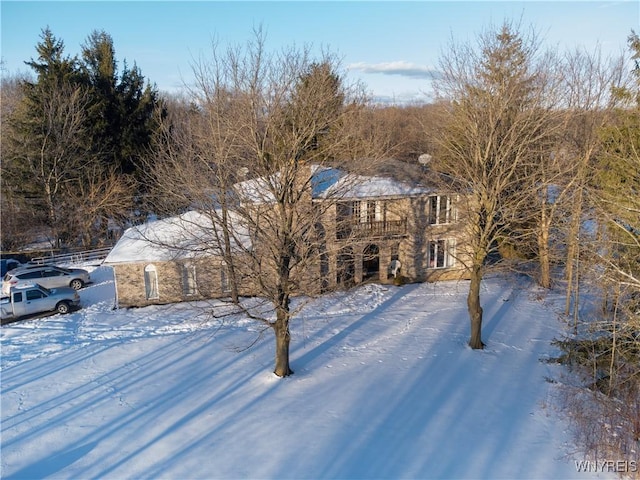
xmin=104 ymin=210 xmax=254 ymax=307
xmin=104 ymin=163 xmax=470 ymax=308
xmin=315 ymin=166 xmax=467 ymax=286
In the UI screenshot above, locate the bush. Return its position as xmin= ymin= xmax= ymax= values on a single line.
xmin=552 ymin=327 xmax=640 ymax=477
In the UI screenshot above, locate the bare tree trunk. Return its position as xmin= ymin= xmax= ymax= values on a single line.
xmin=565 ymin=184 xmax=583 ymax=316
xmin=44 ymin=183 xmax=59 ymax=249
xmin=273 ymin=307 xmax=293 ymax=377
xmin=220 ymin=206 xmax=240 ymax=304
xmin=538 ymin=206 xmax=552 ymax=289
xmin=467 ymin=265 xmax=485 ymax=349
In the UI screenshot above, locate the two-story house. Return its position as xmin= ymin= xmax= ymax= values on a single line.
xmin=104 ymin=164 xmax=470 ymax=307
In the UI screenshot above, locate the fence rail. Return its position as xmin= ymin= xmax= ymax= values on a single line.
xmin=30 ymin=247 xmax=113 ymax=266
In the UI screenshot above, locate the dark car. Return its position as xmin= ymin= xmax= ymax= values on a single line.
xmin=1 ymin=259 xmax=23 ymax=277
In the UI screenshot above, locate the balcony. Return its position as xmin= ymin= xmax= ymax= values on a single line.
xmin=336 ymin=219 xmax=407 ymax=240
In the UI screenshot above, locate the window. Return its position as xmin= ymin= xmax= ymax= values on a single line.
xmin=181 ymin=263 xmax=197 ymax=296
xmin=352 ymin=201 xmax=361 ymax=222
xmin=353 ymin=200 xmax=385 ymax=223
xmin=18 ymin=271 xmax=42 ymax=280
xmin=427 ymin=239 xmax=456 ymax=269
xmin=220 ymin=266 xmax=231 ymax=293
xmin=428 ymin=196 xmax=454 ymax=225
xmin=26 ymin=290 xmax=45 ymax=300
xmin=144 ymin=264 xmax=159 ymax=300
xmin=42 ymin=269 xmax=63 ymax=277
xmin=337 ymin=200 xmax=390 ymax=240
xmin=366 ymin=201 xmax=377 ymax=223
xmin=13 ymin=292 xmax=22 ymax=303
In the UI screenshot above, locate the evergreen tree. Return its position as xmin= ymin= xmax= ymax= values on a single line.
xmin=80 ymin=30 xmax=120 ymax=168
xmin=5 ymin=28 xmax=92 ymax=248
xmin=2 ymin=27 xmax=162 ymax=248
xmin=80 ymin=31 xmax=162 ymax=177
xmin=117 ymin=62 xmax=161 ymax=175
xmin=595 ymin=30 xmax=640 ymax=318
xmin=287 ymin=61 xmax=345 ymax=161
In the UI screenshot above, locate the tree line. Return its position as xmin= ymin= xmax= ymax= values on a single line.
xmin=1 ymin=22 xmax=638 ymax=465
xmin=1 ymin=27 xmax=162 ymax=251
xmin=431 ymin=23 xmax=639 ymax=464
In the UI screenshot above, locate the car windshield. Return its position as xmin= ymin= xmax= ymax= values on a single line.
xmin=39 ymin=286 xmax=52 ymax=295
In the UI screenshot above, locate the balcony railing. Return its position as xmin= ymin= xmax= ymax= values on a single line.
xmin=336 ymin=219 xmax=407 ymax=240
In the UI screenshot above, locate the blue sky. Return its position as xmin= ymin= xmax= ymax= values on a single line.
xmin=1 ymin=1 xmax=638 ymax=103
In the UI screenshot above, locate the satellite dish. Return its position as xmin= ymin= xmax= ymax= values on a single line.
xmin=418 ymin=153 xmax=432 ymax=165
xmin=390 ymin=259 xmax=402 ymax=278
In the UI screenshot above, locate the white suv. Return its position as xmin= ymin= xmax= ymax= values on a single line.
xmin=2 ymin=265 xmax=90 ymax=296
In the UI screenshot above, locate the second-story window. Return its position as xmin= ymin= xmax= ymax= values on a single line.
xmin=353 ymin=200 xmax=385 ymax=223
xmin=352 ymin=201 xmax=361 ymax=221
xmin=336 ymin=200 xmax=397 ymax=240
xmin=428 ymin=195 xmax=454 ymax=224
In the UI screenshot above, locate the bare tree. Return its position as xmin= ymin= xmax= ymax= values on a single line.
xmin=432 ymin=22 xmax=559 ymax=349
xmin=364 ymin=104 xmax=439 ymax=162
xmin=552 ymin=32 xmax=640 ymax=466
xmin=70 ymin=164 xmax=135 ymax=247
xmin=557 ymin=46 xmax=627 ymax=317
xmin=145 ymin=29 xmax=388 ymax=376
xmin=4 ymin=77 xmax=136 ymax=250
xmin=0 ymin=71 xmax=35 ymax=251
xmin=4 ymin=80 xmax=92 ymax=249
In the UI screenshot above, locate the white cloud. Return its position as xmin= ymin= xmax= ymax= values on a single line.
xmin=348 ymin=61 xmax=442 ymax=80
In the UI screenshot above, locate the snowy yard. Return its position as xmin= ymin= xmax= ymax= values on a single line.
xmin=1 ymin=266 xmax=609 ymax=479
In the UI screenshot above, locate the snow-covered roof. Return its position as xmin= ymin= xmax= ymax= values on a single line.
xmin=234 ymin=165 xmax=430 ymax=204
xmin=313 ymin=167 xmax=430 ymax=199
xmin=104 ymin=210 xmax=250 ymax=264
xmin=106 ymin=165 xmax=431 ymax=265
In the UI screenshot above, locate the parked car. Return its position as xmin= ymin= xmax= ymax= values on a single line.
xmin=1 ymin=259 xmax=23 ymax=277
xmin=2 ymin=265 xmax=90 ymax=296
xmin=1 ymin=283 xmax=81 ymax=322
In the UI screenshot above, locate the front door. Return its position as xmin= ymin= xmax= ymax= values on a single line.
xmin=363 ymin=244 xmax=380 ymax=281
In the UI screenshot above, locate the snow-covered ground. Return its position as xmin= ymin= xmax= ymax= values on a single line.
xmin=1 ymin=266 xmax=610 ymax=479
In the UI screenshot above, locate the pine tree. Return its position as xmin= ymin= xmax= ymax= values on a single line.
xmin=5 ymin=28 xmax=91 ymax=248
xmin=3 ymin=27 xmax=161 ymax=248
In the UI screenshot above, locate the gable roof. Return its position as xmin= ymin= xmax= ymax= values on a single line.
xmin=104 ymin=210 xmax=250 ymax=265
